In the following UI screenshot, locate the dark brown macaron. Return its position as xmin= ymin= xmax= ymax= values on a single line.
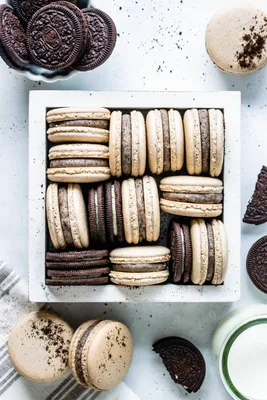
xmin=247 ymin=235 xmax=267 ymax=294
xmin=162 ymin=192 xmax=223 ymax=204
xmin=243 ymin=166 xmax=267 ymax=225
xmin=153 ymin=337 xmax=206 ymax=393
xmin=160 ymin=109 xmax=171 ymax=172
xmin=12 ymin=0 xmax=77 ymax=24
xmin=104 ymin=181 xmax=115 ymax=243
xmin=96 ymin=184 xmax=106 ymax=243
xmin=134 ymin=178 xmax=146 ymax=242
xmin=58 ymin=186 xmax=74 ymax=247
xmin=114 ymin=180 xmax=125 ymax=242
xmin=46 ymin=249 xmax=109 ymax=261
xmin=0 ymin=5 xmax=29 ymax=68
xmin=47 ymin=267 xmax=110 ymax=278
xmin=112 ymin=263 xmax=167 ymax=273
xmin=169 ymin=221 xmax=183 ymax=283
xmin=50 ymin=159 xmax=109 ymax=168
xmin=26 ymin=3 xmax=84 ymax=70
xmin=74 ymin=8 xmax=117 ymax=71
xmin=46 ymin=276 xmax=109 ymax=286
xmin=49 ymin=119 xmax=109 ymax=129
xmin=121 ymin=114 xmax=132 ymax=176
xmin=198 ymin=109 xmax=210 ymax=174
xmin=46 ymin=258 xmax=109 ymax=269
xmin=181 ymin=223 xmax=192 ymax=284
xmin=206 ymin=222 xmax=215 ymax=281
xmin=0 ymin=41 xmax=22 ymax=70
xmin=88 ymin=187 xmax=98 ymax=242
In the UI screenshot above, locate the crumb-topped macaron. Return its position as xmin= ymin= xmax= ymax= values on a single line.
xmin=69 ymin=319 xmax=133 ymax=390
xmin=8 ymin=311 xmax=73 ymax=382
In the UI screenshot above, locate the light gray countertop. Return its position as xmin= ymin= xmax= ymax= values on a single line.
xmin=1 ymin=0 xmax=267 ymax=398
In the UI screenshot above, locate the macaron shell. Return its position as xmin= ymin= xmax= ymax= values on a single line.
xmin=48 ymin=144 xmax=109 ymax=160
xmin=160 ymin=199 xmax=222 ymax=218
xmin=122 ymin=178 xmax=139 ymax=244
xmin=47 ymin=126 xmax=109 ymax=143
xmin=110 ymin=246 xmax=171 ymax=264
xmin=143 ymin=175 xmax=160 ymax=242
xmin=184 ymin=109 xmax=202 ymax=175
xmin=46 ymin=107 xmax=110 ymax=123
xmin=160 ymin=175 xmax=223 ymax=193
xmin=109 ymin=111 xmax=122 ymax=177
xmin=46 ymin=183 xmax=66 ymax=249
xmin=47 ymin=167 xmax=111 ymax=183
xmin=190 ymin=219 xmax=208 ymax=285
xmin=168 ymin=109 xmax=184 ymax=171
xmin=58 ymin=186 xmax=74 ymax=246
xmin=209 ymin=109 xmax=224 ymax=177
xmin=211 ymin=219 xmax=228 ymax=284
xmin=68 ymin=183 xmax=89 ymax=248
xmin=131 ymin=111 xmax=146 ymax=177
xmin=110 ymin=270 xmax=169 ymax=286
xmin=8 ymin=311 xmax=73 ymax=382
xmin=146 ymin=110 xmax=164 ymax=174
xmin=84 ymin=320 xmax=133 ymax=390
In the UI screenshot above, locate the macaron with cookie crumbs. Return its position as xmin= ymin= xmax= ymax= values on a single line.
xmin=69 ymin=319 xmax=133 ymax=390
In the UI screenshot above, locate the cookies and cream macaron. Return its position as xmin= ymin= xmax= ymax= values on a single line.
xmin=8 ymin=311 xmax=73 ymax=382
xmin=69 ymin=319 xmax=133 ymax=390
xmin=160 ymin=176 xmax=223 ymax=218
xmin=109 ymin=246 xmax=170 ymax=286
xmin=47 ymin=143 xmax=110 ymax=183
xmin=206 ymin=4 xmax=267 ymax=75
xmin=146 ymin=109 xmax=184 ymax=174
xmin=184 ymin=109 xmax=224 ymax=177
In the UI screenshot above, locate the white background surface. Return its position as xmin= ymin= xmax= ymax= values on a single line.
xmin=1 ymin=0 xmax=267 ymax=399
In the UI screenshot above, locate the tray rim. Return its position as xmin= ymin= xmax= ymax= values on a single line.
xmin=28 ymin=90 xmax=241 ymax=303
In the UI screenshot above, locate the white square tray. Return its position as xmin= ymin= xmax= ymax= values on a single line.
xmin=29 ymin=91 xmax=241 ymax=302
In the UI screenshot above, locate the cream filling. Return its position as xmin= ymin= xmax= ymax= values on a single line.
xmin=95 ymin=190 xmax=99 ymax=234
xmin=111 ymin=185 xmax=118 ymax=237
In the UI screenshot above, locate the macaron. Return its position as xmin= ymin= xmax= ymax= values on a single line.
xmin=46 ymin=107 xmax=111 ymax=123
xmin=146 ymin=109 xmax=184 ymax=174
xmin=47 ymin=143 xmax=110 ymax=183
xmin=88 ymin=180 xmax=125 ymax=244
xmin=8 ymin=311 xmax=73 ymax=382
xmin=206 ymin=4 xmax=267 ymax=75
xmin=47 ymin=126 xmax=109 ymax=144
xmin=160 ymin=176 xmax=223 ymax=218
xmin=109 ymin=110 xmax=146 ymax=177
xmin=184 ymin=109 xmax=224 ymax=177
xmin=46 ymin=183 xmax=89 ymax=250
xmin=109 ymin=246 xmax=170 ymax=286
xmin=69 ymin=319 xmax=133 ymax=390
xmin=122 ymin=176 xmax=160 ymax=244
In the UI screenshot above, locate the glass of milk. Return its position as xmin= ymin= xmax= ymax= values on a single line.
xmin=212 ymin=304 xmax=267 ymax=400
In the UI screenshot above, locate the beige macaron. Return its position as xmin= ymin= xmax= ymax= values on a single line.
xmin=143 ymin=175 xmax=160 ymax=242
xmin=169 ymin=109 xmax=184 ymax=171
xmin=46 ymin=183 xmax=67 ymax=249
xmin=46 ymin=107 xmax=110 ymax=123
xmin=8 ymin=311 xmax=73 ymax=382
xmin=184 ymin=109 xmax=202 ymax=175
xmin=110 ymin=246 xmax=171 ymax=264
xmin=69 ymin=319 xmax=133 ymax=391
xmin=211 ymin=219 xmax=228 ymax=285
xmin=47 ymin=126 xmax=109 ymax=144
xmin=190 ymin=219 xmax=209 ymax=285
xmin=206 ymin=4 xmax=267 ymax=75
xmin=160 ymin=176 xmax=223 ymax=218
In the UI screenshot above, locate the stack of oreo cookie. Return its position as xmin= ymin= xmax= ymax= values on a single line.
xmin=0 ymin=2 xmax=116 ymax=72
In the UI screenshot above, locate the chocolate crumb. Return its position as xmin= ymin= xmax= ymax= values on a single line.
xmin=236 ymin=24 xmax=267 ymax=69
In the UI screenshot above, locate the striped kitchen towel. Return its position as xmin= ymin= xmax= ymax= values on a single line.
xmin=0 ymin=262 xmax=139 ymax=400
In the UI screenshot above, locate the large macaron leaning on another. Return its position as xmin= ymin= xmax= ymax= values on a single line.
xmin=184 ymin=109 xmax=225 ymax=177
xmin=109 ymin=246 xmax=170 ymax=286
xmin=160 ymin=176 xmax=223 ymax=218
xmin=146 ymin=109 xmax=184 ymax=174
xmin=205 ymin=4 xmax=267 ymax=75
xmin=8 ymin=311 xmax=73 ymax=382
xmin=122 ymin=176 xmax=160 ymax=244
xmin=69 ymin=319 xmax=133 ymax=390
xmin=109 ymin=110 xmax=146 ymax=177
xmin=46 ymin=183 xmax=89 ymax=250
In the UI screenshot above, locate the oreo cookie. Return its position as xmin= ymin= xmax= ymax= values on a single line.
xmin=153 ymin=337 xmax=206 ymax=393
xmin=114 ymin=180 xmax=125 ymax=243
xmin=243 ymin=166 xmax=267 ymax=225
xmin=247 ymin=235 xmax=267 ymax=294
xmin=46 ymin=276 xmax=109 ymax=285
xmin=0 ymin=5 xmax=29 ymax=68
xmin=169 ymin=221 xmax=192 ymax=283
xmin=0 ymin=41 xmax=22 ymax=70
xmin=96 ymin=184 xmax=107 ymax=243
xmin=74 ymin=8 xmax=117 ymax=71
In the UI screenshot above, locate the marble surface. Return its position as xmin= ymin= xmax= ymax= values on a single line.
xmin=1 ymin=0 xmax=267 ymax=398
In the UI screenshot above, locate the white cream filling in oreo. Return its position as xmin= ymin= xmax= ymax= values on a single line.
xmin=111 ymin=185 xmax=118 ymax=237
xmin=95 ymin=190 xmax=99 ymax=234
xmin=180 ymin=227 xmax=185 ymax=275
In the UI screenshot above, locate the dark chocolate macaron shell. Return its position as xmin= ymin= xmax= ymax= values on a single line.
xmin=114 ymin=180 xmax=125 ymax=242
xmin=181 ymin=223 xmax=192 ymax=283
xmin=169 ymin=222 xmax=183 ymax=283
xmin=163 ymin=192 xmax=223 ymax=204
xmin=26 ymin=4 xmax=84 ymax=70
xmin=247 ymin=235 xmax=267 ymax=294
xmin=112 ymin=263 xmax=167 ymax=273
xmin=135 ymin=178 xmax=146 ymax=242
xmin=206 ymin=222 xmax=215 ymax=281
xmin=58 ymin=186 xmax=74 ymax=247
xmin=46 ymin=276 xmax=109 ymax=285
xmin=74 ymin=8 xmax=117 ymax=71
xmin=104 ymin=181 xmax=114 ymax=242
xmin=153 ymin=337 xmax=206 ymax=393
xmin=88 ymin=187 xmax=98 ymax=242
xmin=50 ymin=159 xmax=109 ymax=168
xmin=198 ymin=109 xmax=210 ymax=174
xmin=160 ymin=109 xmax=171 ymax=172
xmin=0 ymin=5 xmax=29 ymax=67
xmin=46 ymin=249 xmax=109 ymax=261
xmin=49 ymin=119 xmax=109 ymax=129
xmin=121 ymin=114 xmax=132 ymax=176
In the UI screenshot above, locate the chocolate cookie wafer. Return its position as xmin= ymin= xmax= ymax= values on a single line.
xmin=153 ymin=337 xmax=206 ymax=393
xmin=46 ymin=249 xmax=109 ymax=262
xmin=46 ymin=277 xmax=109 ymax=286
xmin=243 ymin=166 xmax=267 ymax=225
xmin=0 ymin=41 xmax=22 ymax=70
xmin=169 ymin=221 xmax=184 ymax=283
xmin=181 ymin=223 xmax=192 ymax=283
xmin=247 ymin=235 xmax=267 ymax=293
